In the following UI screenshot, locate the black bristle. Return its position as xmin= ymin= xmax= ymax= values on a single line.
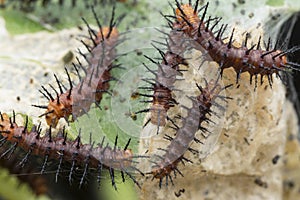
xmin=41 ymin=86 xmax=54 ymax=101
xmin=65 ymin=67 xmax=73 ymax=99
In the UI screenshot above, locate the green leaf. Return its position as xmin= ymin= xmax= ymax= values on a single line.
xmin=266 ymin=0 xmax=284 ymax=6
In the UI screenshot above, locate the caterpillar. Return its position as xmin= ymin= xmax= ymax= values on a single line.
xmin=33 ymin=7 xmax=121 ymax=127
xmin=135 ymin=15 xmax=190 ymax=132
xmin=172 ymin=0 xmax=300 ymax=88
xmin=0 ymin=112 xmax=143 ymax=190
xmin=150 ymin=79 xmax=232 ymax=188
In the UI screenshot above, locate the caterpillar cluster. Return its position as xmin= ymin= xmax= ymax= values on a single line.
xmin=134 ymin=0 xmax=300 ymax=140
xmin=0 ymin=3 xmax=144 ymax=192
xmin=134 ymin=0 xmax=300 ymax=188
xmin=0 ymin=0 xmax=299 ymax=197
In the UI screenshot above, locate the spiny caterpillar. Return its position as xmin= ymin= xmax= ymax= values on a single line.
xmin=135 ymin=16 xmax=190 ymax=133
xmin=173 ymin=0 xmax=300 ymax=88
xmin=149 ymin=79 xmax=231 ymax=187
xmin=33 ymin=7 xmax=121 ymax=127
xmin=0 ymin=112 xmax=142 ymax=190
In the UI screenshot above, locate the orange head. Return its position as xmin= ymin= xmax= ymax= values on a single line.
xmin=96 ymin=27 xmax=119 ymax=44
xmin=175 ymin=4 xmax=199 ymax=26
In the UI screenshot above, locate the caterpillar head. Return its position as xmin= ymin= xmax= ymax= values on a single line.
xmin=95 ymin=27 xmax=119 ymax=44
xmin=175 ymin=4 xmax=199 ymax=27
xmin=151 ymin=157 xmax=182 ymax=180
xmin=45 ymin=93 xmax=72 ymax=127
